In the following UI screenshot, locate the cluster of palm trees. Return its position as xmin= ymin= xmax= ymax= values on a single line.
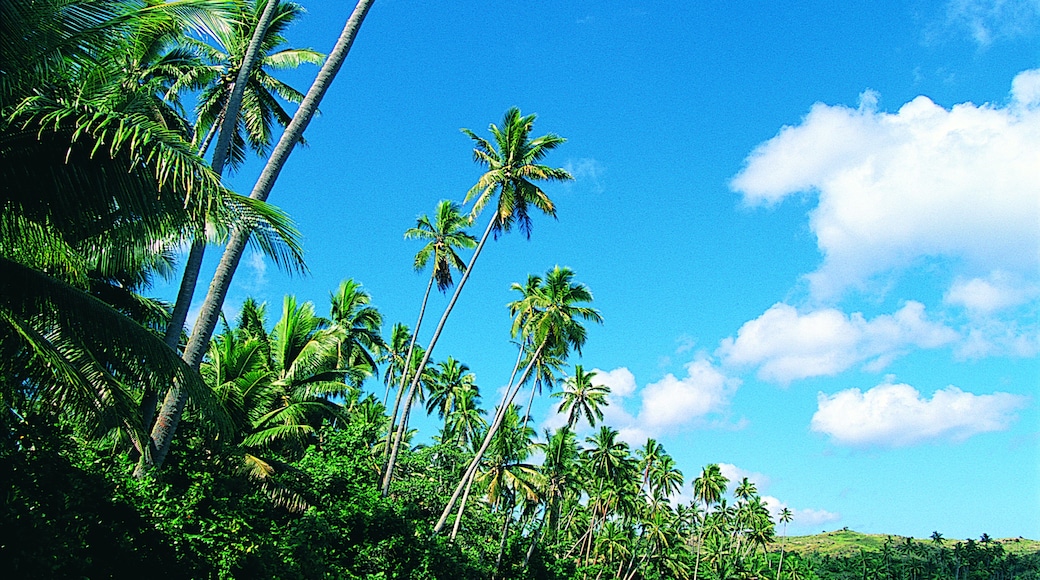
xmin=1 ymin=0 xmax=374 ymax=475
xmin=2 ymin=2 xmax=805 ymax=577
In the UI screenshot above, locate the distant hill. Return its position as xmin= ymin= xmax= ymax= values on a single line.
xmin=764 ymin=529 xmax=1040 ymax=559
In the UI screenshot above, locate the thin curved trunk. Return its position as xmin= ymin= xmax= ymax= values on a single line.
xmin=138 ymin=0 xmax=375 ymax=475
xmin=449 ymin=472 xmax=474 ymax=539
xmin=449 ymin=344 xmax=525 ymax=541
xmin=381 ymin=216 xmax=495 ymax=495
xmin=493 ymin=494 xmax=515 ymax=579
xmin=777 ymin=522 xmax=788 ymax=579
xmin=432 ymin=340 xmax=546 ymax=535
xmin=381 ymin=273 xmax=433 ymax=462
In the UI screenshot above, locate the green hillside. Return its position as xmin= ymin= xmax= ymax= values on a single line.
xmin=768 ymin=528 xmax=1040 ymax=558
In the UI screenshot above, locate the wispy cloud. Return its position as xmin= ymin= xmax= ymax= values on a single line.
xmin=564 ymin=157 xmax=606 ymax=194
xmin=943 ymin=0 xmax=1040 ymax=46
xmin=811 ymin=380 xmax=1029 ymax=447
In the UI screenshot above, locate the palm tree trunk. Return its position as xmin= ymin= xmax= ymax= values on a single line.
xmin=381 ymin=272 xmax=433 ymax=462
xmin=523 ymin=506 xmax=548 ymax=566
xmin=493 ymin=494 xmax=515 ymax=579
xmin=381 ymin=215 xmax=496 ymax=495
xmin=140 ymin=0 xmax=279 ymax=442
xmin=449 ymin=472 xmax=475 ymax=540
xmin=432 ymin=340 xmax=546 ymax=535
xmin=138 ymin=0 xmax=375 ymax=475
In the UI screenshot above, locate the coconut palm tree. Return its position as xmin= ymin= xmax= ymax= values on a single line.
xmin=0 ymin=0 xmax=261 ymax=453
xmin=552 ymin=364 xmax=610 ymax=430
xmin=425 ymin=357 xmax=478 ymax=437
xmin=382 ymin=200 xmax=474 ymax=473
xmin=433 ymin=266 xmax=601 ymax=535
xmin=328 ymin=278 xmax=383 ymax=387
xmin=777 ymin=507 xmax=794 ymax=579
xmin=383 ymin=108 xmax=573 ymax=495
xmin=146 ymin=0 xmax=376 ymax=472
xmin=693 ymin=463 xmax=729 ymax=580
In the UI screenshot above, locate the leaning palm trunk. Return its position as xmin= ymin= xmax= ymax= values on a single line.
xmin=380 ymin=273 xmax=433 ymax=461
xmin=139 ymin=0 xmax=281 ymax=441
xmin=139 ymin=0 xmax=375 ymax=475
xmin=381 ymin=216 xmax=496 ymax=494
xmin=447 ymin=344 xmax=524 ymax=541
xmin=432 ymin=340 xmax=546 ymax=535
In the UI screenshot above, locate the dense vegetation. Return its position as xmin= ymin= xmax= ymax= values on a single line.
xmin=2 ymin=1 xmax=1036 ymax=578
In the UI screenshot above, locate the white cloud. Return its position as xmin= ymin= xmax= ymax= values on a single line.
xmin=581 ymin=361 xmax=741 ymax=444
xmin=811 ymin=381 xmax=1029 ymax=447
xmin=955 ymin=320 xmax=1039 ymax=359
xmin=245 ymin=251 xmax=268 ymax=291
xmin=762 ymin=496 xmax=841 ymax=527
xmin=595 ymin=366 xmax=639 ymax=398
xmin=731 ymin=70 xmax=1040 ymax=301
xmin=1012 ymin=68 xmax=1040 ymax=108
xmin=718 ymin=463 xmax=772 ymax=490
xmin=717 ymin=302 xmax=957 ymax=384
xmin=944 ymin=270 xmax=1039 ymax=314
xmin=636 ymin=360 xmax=740 ymax=429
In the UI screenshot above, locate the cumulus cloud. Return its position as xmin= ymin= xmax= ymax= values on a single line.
xmin=719 ymin=463 xmax=771 ymax=490
xmin=731 ymin=71 xmax=1040 ymax=300
xmin=636 ymin=360 xmax=740 ymax=429
xmin=811 ymin=381 xmax=1029 ymax=447
xmin=762 ymin=496 xmax=841 ymax=527
xmin=944 ymin=270 xmax=1039 ymax=314
xmin=580 ymin=361 xmax=741 ymax=445
xmin=717 ymin=301 xmax=957 ymax=384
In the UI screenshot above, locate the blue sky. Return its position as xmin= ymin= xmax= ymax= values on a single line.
xmin=161 ymin=0 xmax=1039 ymax=539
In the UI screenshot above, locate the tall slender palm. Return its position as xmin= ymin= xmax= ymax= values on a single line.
xmin=146 ymin=0 xmax=376 ymax=473
xmin=693 ymin=464 xmax=729 ymax=580
xmin=382 ymin=200 xmax=474 ymax=468
xmin=193 ymin=0 xmax=324 ymax=170
xmin=552 ymin=364 xmax=610 ymax=430
xmin=161 ymin=0 xmax=316 ymax=360
xmin=433 ymin=266 xmax=602 ymax=535
xmin=382 ymin=108 xmax=573 ymax=495
xmin=776 ymin=507 xmax=794 ymax=579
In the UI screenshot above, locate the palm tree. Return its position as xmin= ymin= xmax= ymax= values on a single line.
xmin=524 ymin=426 xmax=579 ymax=564
xmin=146 ymin=0 xmax=376 ymax=472
xmin=328 ymin=278 xmax=384 ymax=387
xmin=777 ymin=507 xmax=793 ymax=579
xmin=1 ymin=0 xmax=257 ymax=453
xmin=693 ymin=464 xmax=729 ymax=580
xmin=383 ymin=108 xmax=573 ymax=495
xmin=579 ymin=425 xmax=636 ymax=567
xmin=433 ymin=266 xmax=601 ymax=535
xmin=382 ymin=200 xmax=474 ymax=476
xmin=443 ymin=384 xmax=486 ymax=448
xmin=378 ymin=322 xmax=412 ymax=404
xmin=552 ymin=364 xmax=610 ymax=430
xmin=160 ymin=0 xmax=316 ymax=360
xmin=425 ymin=357 xmax=478 ymax=437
